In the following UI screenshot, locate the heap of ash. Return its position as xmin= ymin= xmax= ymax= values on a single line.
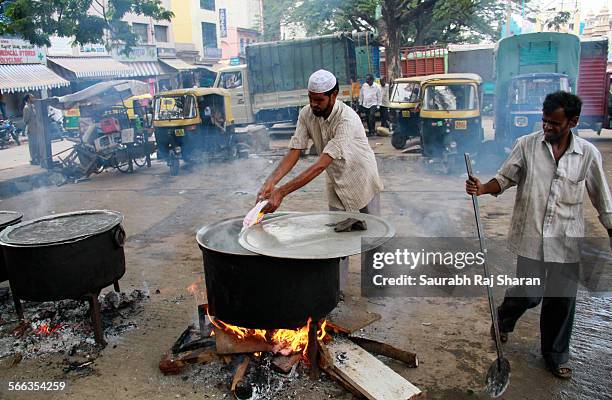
xmin=0 ymin=289 xmax=148 ymax=360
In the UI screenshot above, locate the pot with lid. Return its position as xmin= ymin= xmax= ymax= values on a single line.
xmin=0 ymin=211 xmax=23 ymax=282
xmin=197 ymin=214 xmax=340 ymax=329
xmin=0 ymin=210 xmax=126 ymax=345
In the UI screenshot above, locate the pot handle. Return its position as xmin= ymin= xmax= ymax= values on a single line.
xmin=113 ymin=225 xmax=126 ymax=248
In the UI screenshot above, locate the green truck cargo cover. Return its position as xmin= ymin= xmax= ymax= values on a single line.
xmin=496 ymin=32 xmax=580 ymax=85
xmin=246 ymin=34 xmax=357 ymax=95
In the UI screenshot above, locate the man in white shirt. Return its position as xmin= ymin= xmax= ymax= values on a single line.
xmin=257 ymin=69 xmax=384 ymax=291
xmin=380 ymin=77 xmax=390 ymax=128
xmin=359 ymin=74 xmax=381 ymax=137
xmin=466 ymin=91 xmax=612 ymax=380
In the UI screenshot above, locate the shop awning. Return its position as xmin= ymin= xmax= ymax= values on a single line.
xmin=123 ymin=61 xmax=169 ymax=77
xmin=47 ymin=56 xmax=136 ymax=80
xmin=159 ymin=58 xmax=199 ymax=71
xmin=0 ymin=64 xmax=70 ymax=94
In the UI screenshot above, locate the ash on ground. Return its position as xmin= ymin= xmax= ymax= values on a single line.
xmin=181 ymin=353 xmax=349 ymax=400
xmin=0 ymin=289 xmax=148 ymax=360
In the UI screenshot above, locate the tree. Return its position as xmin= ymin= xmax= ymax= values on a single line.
xmin=546 ymin=11 xmax=571 ymax=32
xmin=262 ymin=0 xmax=294 ymax=41
xmin=283 ymin=0 xmax=533 ymax=79
xmin=0 ymin=0 xmax=173 ymax=54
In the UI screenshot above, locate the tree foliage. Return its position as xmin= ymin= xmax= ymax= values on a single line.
xmin=546 ymin=11 xmax=571 ymax=32
xmin=0 ymin=0 xmax=173 ymax=53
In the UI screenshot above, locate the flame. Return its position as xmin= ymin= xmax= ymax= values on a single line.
xmin=35 ymin=322 xmax=63 ymax=336
xmin=204 ymin=305 xmax=329 ymax=356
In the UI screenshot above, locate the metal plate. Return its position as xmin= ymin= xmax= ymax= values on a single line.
xmin=455 ymin=120 xmax=467 ymax=130
xmin=175 ymin=128 xmax=185 ymax=137
xmin=239 ymin=211 xmax=395 ymax=259
xmin=196 ymin=212 xmax=294 ymax=256
xmin=0 ymin=210 xmax=123 ymax=247
xmin=0 ymin=211 xmax=23 ymax=230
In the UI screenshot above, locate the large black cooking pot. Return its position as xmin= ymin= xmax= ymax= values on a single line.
xmin=0 ymin=211 xmax=23 ymax=282
xmin=0 ymin=210 xmax=126 ymax=301
xmin=196 ymin=215 xmax=340 ymax=329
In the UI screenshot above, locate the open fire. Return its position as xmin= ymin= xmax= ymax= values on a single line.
xmin=205 ymin=305 xmax=330 ymax=357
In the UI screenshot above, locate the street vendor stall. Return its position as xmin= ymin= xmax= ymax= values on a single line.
xmin=50 ymin=80 xmax=156 ymax=180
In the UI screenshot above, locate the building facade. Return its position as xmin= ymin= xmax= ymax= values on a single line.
xmin=171 ymin=0 xmax=262 ymax=63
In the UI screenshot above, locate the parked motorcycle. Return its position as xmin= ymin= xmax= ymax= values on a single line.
xmin=0 ymin=118 xmax=21 ymax=148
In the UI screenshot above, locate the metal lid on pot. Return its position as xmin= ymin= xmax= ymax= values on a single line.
xmin=0 ymin=210 xmax=123 ymax=246
xmin=239 ymin=211 xmax=395 ymax=259
xmin=196 ymin=213 xmax=293 ymax=256
xmin=0 ymin=211 xmax=23 ymax=230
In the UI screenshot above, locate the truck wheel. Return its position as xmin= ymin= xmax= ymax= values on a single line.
xmin=169 ymin=155 xmax=179 ymax=176
xmin=391 ymin=134 xmax=407 ymax=150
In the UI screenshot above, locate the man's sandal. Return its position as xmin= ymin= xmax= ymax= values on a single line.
xmin=548 ymin=364 xmax=572 ymax=379
xmin=490 ymin=324 xmax=508 ymax=343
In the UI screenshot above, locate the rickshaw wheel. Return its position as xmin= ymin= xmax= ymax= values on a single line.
xmin=391 ymin=134 xmax=407 ymax=150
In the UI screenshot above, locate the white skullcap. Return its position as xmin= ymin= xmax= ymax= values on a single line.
xmin=308 ymin=69 xmax=337 ymax=93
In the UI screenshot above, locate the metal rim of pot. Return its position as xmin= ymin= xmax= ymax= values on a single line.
xmin=0 ymin=211 xmax=23 ymax=231
xmin=0 ymin=209 xmax=124 ymax=248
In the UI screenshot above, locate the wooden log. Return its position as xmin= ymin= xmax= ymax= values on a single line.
xmin=231 ymin=357 xmax=250 ymax=392
xmin=320 ymin=336 xmax=423 ymax=400
xmin=213 ymin=327 xmax=274 ymax=355
xmin=348 ymin=337 xmax=419 ymax=368
xmin=271 ymin=354 xmax=302 ymax=374
xmin=159 ymin=347 xmax=218 ymax=375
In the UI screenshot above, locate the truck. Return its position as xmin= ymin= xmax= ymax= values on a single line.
xmin=494 ymin=32 xmax=580 ymax=145
xmin=577 ymin=37 xmax=609 ymax=132
xmin=380 ymin=45 xmax=447 ymax=78
xmin=447 ymin=44 xmax=495 ymax=113
xmin=214 ymin=33 xmax=359 ymax=126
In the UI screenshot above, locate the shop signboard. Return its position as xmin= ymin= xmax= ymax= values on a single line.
xmin=0 ymin=37 xmax=46 ymax=64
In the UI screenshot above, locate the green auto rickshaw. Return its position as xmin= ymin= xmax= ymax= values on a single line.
xmin=153 ymin=88 xmax=248 ymax=176
xmin=389 ymin=76 xmax=426 ymax=150
xmin=419 ymin=73 xmax=484 ymax=172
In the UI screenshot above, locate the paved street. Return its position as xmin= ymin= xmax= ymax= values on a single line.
xmin=0 ymin=131 xmax=610 ymax=399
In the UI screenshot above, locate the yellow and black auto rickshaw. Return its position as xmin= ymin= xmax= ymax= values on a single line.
xmin=389 ymin=76 xmax=426 ymax=149
xmin=153 ymin=88 xmax=247 ymax=175
xmin=419 ymin=73 xmax=484 ymax=171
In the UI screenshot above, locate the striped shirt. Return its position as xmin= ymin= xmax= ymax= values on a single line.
xmin=288 ymin=101 xmax=384 ymax=211
xmin=494 ymin=131 xmax=612 ymax=263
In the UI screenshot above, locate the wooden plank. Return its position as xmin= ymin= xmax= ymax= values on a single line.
xmin=348 ymin=336 xmax=419 ymax=368
xmin=321 ymin=336 xmax=423 ymax=400
xmin=327 ymin=300 xmax=381 ymax=334
xmin=213 ymin=327 xmax=274 ymax=355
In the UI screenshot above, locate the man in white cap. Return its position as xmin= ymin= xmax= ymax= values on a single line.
xmin=257 ymin=69 xmax=384 ymax=291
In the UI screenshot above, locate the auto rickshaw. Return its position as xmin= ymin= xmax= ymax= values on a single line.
xmin=153 ymin=88 xmax=247 ymax=175
xmin=388 ymin=76 xmax=426 ymax=149
xmin=419 ymin=73 xmax=484 ymax=172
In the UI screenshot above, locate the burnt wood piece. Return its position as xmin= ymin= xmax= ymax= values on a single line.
xmin=159 ymin=347 xmax=218 ymax=375
xmin=231 ymin=356 xmax=250 ymax=392
xmin=171 ymin=325 xmax=215 ymax=354
xmin=271 ymin=354 xmax=302 ymax=374
xmin=307 ymin=320 xmax=320 ymax=379
xmin=348 ymin=336 xmax=419 ymax=368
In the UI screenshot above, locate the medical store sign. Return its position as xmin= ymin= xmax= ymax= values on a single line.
xmin=0 ymin=38 xmax=46 ymax=64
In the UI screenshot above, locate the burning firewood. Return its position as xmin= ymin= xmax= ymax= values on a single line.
xmin=213 ymin=326 xmax=274 ymax=355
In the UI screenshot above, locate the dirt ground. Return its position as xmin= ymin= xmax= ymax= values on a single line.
xmin=0 ymin=130 xmax=610 ymax=400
